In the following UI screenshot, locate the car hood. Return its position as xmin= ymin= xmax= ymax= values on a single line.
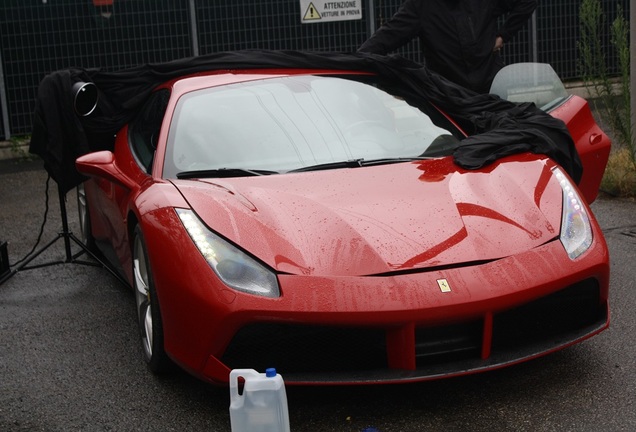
xmin=170 ymin=157 xmax=563 ymax=276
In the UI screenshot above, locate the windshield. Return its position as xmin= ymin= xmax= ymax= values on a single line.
xmin=163 ymin=75 xmax=457 ymax=178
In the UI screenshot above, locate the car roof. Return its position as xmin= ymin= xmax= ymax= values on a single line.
xmin=158 ymin=69 xmax=373 ymax=96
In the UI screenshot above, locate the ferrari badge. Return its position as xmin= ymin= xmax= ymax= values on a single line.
xmin=437 ymin=278 xmax=451 ymax=293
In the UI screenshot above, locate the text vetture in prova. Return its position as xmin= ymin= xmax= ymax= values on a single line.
xmin=300 ymin=0 xmax=362 ymax=23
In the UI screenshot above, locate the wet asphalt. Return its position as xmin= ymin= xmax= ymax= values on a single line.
xmin=1 ymin=158 xmax=635 ymax=432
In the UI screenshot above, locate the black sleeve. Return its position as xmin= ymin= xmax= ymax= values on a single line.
xmin=358 ymin=0 xmax=423 ymax=54
xmin=495 ymin=0 xmax=538 ymax=42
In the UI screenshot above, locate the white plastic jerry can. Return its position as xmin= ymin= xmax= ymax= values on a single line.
xmin=229 ymin=368 xmax=291 ymax=432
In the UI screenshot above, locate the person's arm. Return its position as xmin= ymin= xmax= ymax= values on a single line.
xmin=358 ymin=0 xmax=423 ymax=54
xmin=495 ymin=0 xmax=538 ymax=43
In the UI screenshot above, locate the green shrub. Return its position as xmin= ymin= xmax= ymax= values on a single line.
xmin=578 ymin=0 xmax=634 ymax=197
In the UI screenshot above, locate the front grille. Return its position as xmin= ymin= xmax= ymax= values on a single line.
xmin=220 ymin=279 xmax=606 ymax=383
xmin=415 ymin=321 xmax=482 ymax=365
xmin=222 ymin=324 xmax=388 ymax=374
xmin=491 ymin=279 xmax=603 ymax=352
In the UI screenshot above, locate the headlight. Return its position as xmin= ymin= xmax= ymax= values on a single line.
xmin=553 ymin=167 xmax=593 ymax=260
xmin=176 ymin=209 xmax=280 ymax=297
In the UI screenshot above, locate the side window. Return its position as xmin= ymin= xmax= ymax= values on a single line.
xmin=128 ymin=89 xmax=170 ymax=173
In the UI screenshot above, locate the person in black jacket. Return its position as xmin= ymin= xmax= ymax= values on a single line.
xmin=358 ymin=0 xmax=538 ymax=93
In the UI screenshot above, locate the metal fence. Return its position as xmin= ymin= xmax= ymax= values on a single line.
xmin=0 ymin=0 xmax=629 ymax=140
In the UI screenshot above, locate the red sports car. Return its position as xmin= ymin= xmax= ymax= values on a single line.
xmin=68 ymin=52 xmax=610 ymax=385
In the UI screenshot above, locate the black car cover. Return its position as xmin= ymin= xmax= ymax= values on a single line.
xmin=29 ymin=50 xmax=582 ymax=193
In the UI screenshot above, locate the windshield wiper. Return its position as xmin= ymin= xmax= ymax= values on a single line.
xmin=360 ymin=157 xmax=432 ymax=166
xmin=176 ymin=168 xmax=278 ymax=179
xmin=288 ymin=157 xmax=429 ymax=173
xmin=287 ymin=158 xmax=365 ymax=173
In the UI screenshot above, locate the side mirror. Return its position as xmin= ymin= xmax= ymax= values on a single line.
xmin=76 ymin=150 xmax=136 ymax=190
xmin=72 ymin=81 xmax=99 ymax=117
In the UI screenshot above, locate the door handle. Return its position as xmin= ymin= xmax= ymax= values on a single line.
xmin=589 ymin=133 xmax=603 ymax=145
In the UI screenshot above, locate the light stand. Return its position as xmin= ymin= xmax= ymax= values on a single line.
xmin=0 ymin=181 xmax=127 ymax=286
xmin=1 ymin=79 xmax=127 ymax=287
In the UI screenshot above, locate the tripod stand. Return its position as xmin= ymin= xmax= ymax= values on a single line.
xmin=0 ymin=181 xmax=126 ymax=286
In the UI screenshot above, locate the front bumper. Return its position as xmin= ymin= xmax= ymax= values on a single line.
xmin=189 ymin=237 xmax=609 ymax=385
xmin=218 ymin=277 xmax=607 ymax=384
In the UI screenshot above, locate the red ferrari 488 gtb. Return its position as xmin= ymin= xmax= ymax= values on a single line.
xmin=35 ymin=51 xmax=611 ymax=385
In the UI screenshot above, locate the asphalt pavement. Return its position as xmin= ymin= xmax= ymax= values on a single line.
xmin=1 ymin=158 xmax=635 ymax=432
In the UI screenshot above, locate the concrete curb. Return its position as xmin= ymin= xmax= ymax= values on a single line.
xmin=0 ymin=141 xmax=30 ymax=162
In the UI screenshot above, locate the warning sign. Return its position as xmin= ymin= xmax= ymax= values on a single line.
xmin=300 ymin=1 xmax=362 ymax=24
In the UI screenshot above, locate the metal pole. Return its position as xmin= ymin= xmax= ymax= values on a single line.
xmin=530 ymin=11 xmax=538 ymax=63
xmin=0 ymin=49 xmax=11 ymax=139
xmin=631 ymin=0 xmax=635 ymax=158
xmin=188 ymin=0 xmax=200 ymax=57
xmin=366 ymin=0 xmax=376 ymax=38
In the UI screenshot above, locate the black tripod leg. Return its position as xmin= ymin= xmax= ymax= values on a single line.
xmin=67 ymin=232 xmax=129 ymax=286
xmin=0 ymin=184 xmax=128 ymax=287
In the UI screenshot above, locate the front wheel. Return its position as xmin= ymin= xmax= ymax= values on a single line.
xmin=132 ymin=225 xmax=172 ymax=373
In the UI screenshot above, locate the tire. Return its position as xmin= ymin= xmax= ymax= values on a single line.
xmin=76 ymin=182 xmax=96 ymax=251
xmin=132 ymin=225 xmax=172 ymax=373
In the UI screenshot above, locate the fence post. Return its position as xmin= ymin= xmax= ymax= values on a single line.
xmin=631 ymin=0 xmax=635 ymax=157
xmin=0 ymin=49 xmax=10 ymax=139
xmin=530 ymin=11 xmax=537 ymax=63
xmin=366 ymin=0 xmax=376 ymax=38
xmin=189 ymin=0 xmax=200 ymax=57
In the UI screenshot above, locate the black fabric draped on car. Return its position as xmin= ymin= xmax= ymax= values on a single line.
xmin=29 ymin=50 xmax=582 ymax=193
